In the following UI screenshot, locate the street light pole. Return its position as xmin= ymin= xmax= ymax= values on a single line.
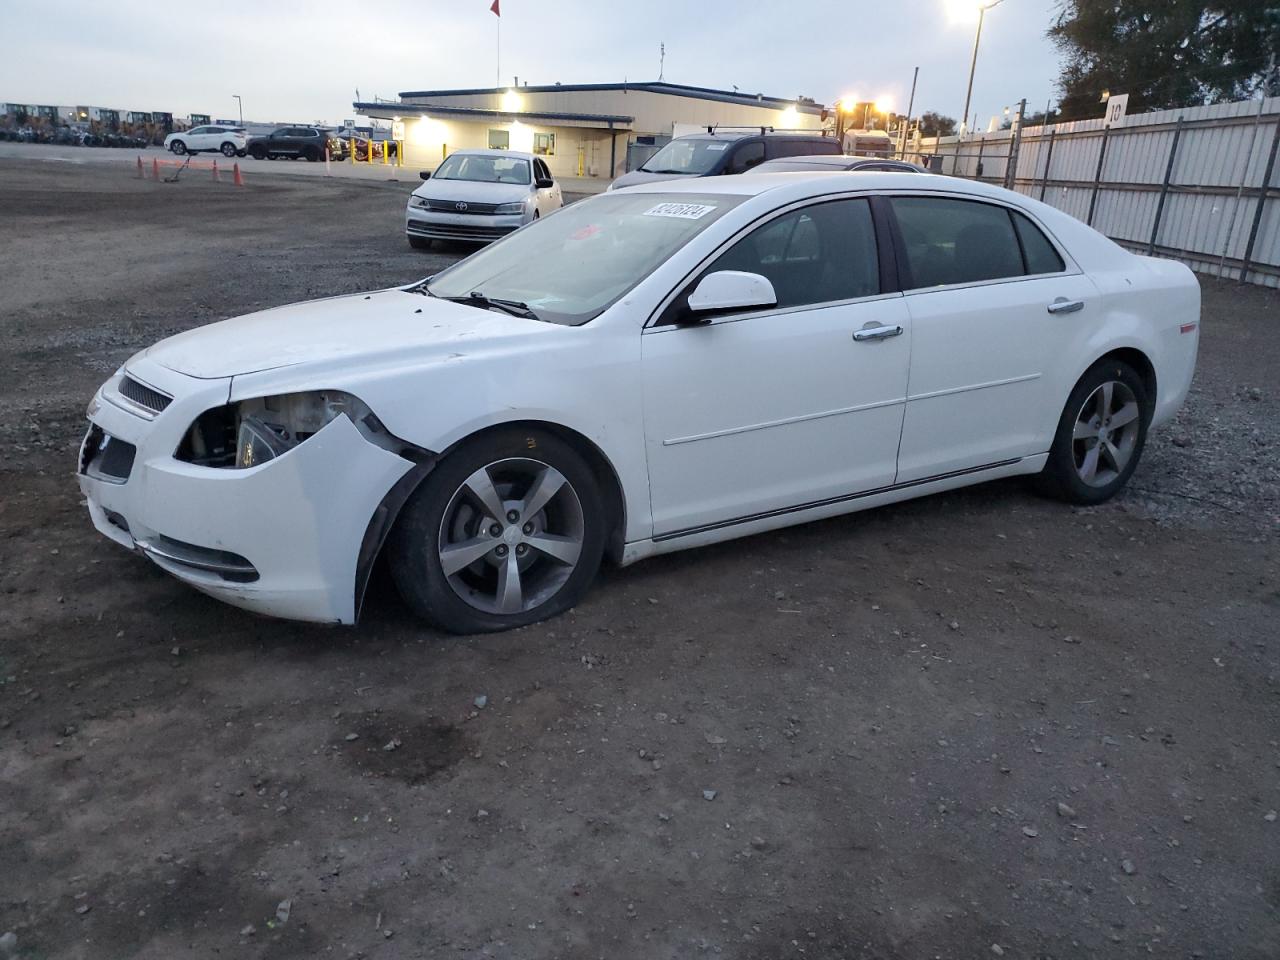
xmin=233 ymin=95 xmax=243 ymax=125
xmin=960 ymin=0 xmax=1002 ymax=138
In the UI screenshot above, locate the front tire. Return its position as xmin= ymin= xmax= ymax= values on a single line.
xmin=248 ymin=145 xmax=266 ymax=160
xmin=389 ymin=429 xmax=606 ymax=634
xmin=1037 ymin=359 xmax=1150 ymax=505
xmin=170 ymin=140 xmax=187 ymax=155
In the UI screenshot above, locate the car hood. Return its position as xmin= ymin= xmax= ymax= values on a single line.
xmin=609 ymin=169 xmax=698 ymax=190
xmin=140 ymin=289 xmax=551 ymax=379
xmin=412 ymin=178 xmax=531 ymax=204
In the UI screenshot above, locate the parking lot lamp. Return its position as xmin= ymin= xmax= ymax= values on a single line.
xmin=233 ymin=95 xmax=243 ymax=126
xmin=951 ymin=0 xmax=1004 ymax=139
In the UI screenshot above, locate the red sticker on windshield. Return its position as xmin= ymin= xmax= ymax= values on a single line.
xmin=571 ymin=224 xmax=602 ymax=240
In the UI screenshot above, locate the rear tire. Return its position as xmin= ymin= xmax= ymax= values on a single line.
xmin=389 ymin=428 xmax=606 ymax=634
xmin=408 ymin=236 xmax=433 ymax=250
xmin=1036 ymin=359 xmax=1150 ymax=505
xmin=220 ymin=142 xmax=237 ymax=158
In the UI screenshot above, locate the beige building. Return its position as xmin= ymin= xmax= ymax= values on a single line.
xmin=356 ymin=81 xmax=827 ymax=181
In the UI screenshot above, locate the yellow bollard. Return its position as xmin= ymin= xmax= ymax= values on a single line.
xmin=397 ymin=140 xmax=404 ymax=167
xmin=382 ymin=139 xmax=388 ymax=165
xmin=349 ymin=137 xmax=355 ymax=164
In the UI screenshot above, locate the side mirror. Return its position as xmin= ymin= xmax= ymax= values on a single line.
xmin=535 ymin=177 xmax=554 ymax=188
xmin=685 ymin=271 xmax=777 ymax=319
xmin=419 ymin=171 xmax=431 ymax=180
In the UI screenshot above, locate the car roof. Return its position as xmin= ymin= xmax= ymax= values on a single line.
xmin=447 ymin=148 xmax=537 ymax=161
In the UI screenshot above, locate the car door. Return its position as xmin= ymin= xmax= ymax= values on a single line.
xmin=641 ymin=196 xmax=911 ymax=537
xmin=187 ymin=126 xmax=209 ymax=150
xmin=887 ymin=194 xmax=1097 ymax=482
xmin=533 ymin=159 xmax=560 ymax=213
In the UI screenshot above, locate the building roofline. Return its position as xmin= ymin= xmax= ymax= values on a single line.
xmin=394 ymin=81 xmax=827 ymax=116
xmin=354 ymin=101 xmax=634 ymax=126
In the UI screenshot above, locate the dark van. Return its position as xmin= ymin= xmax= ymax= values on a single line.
xmin=609 ymin=130 xmax=841 ymax=189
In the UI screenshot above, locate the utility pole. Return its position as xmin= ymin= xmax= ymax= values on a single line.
xmin=961 ymin=0 xmax=1004 ymax=138
xmin=901 ymin=66 xmax=919 ymax=158
xmin=659 ymin=43 xmax=665 ymax=81
xmin=1004 ymin=97 xmax=1026 ymax=189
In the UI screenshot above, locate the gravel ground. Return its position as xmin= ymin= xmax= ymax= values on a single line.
xmin=1 ymin=160 xmax=1277 ymax=960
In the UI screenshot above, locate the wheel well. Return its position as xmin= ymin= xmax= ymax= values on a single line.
xmin=1097 ymin=348 xmax=1157 ymax=401
xmin=445 ymin=421 xmax=628 ymax=564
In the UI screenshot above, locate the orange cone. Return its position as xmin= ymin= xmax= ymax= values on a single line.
xmin=212 ymin=159 xmax=220 ymax=182
xmin=136 ymin=155 xmax=144 ymax=178
xmin=233 ymin=162 xmax=244 ymax=187
xmin=151 ymin=157 xmax=161 ymax=181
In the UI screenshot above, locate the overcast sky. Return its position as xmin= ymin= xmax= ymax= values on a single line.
xmin=1 ymin=0 xmax=1066 ymax=127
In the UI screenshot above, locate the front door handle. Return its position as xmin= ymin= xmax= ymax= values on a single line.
xmin=853 ymin=323 xmax=904 ymax=342
xmin=1047 ymin=297 xmax=1085 ymax=315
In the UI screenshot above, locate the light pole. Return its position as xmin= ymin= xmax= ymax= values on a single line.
xmin=959 ymin=0 xmax=1003 ymax=138
xmin=232 ymin=95 xmax=243 ymax=125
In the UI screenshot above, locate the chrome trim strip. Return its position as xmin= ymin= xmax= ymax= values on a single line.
xmin=136 ymin=539 xmax=257 ymax=577
xmin=663 ymin=396 xmax=905 ymax=446
xmin=907 ymin=372 xmax=1041 ymax=402
xmin=652 ymin=457 xmax=1024 ymax=543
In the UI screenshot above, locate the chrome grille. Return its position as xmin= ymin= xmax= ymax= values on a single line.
xmin=119 ymin=375 xmax=172 ymax=414
xmin=423 ymin=199 xmax=504 ymax=215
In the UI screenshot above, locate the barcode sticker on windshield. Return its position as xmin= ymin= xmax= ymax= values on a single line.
xmin=644 ymin=202 xmax=717 ymax=220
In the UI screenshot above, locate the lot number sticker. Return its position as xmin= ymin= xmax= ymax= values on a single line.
xmin=644 ymin=202 xmax=717 ymax=220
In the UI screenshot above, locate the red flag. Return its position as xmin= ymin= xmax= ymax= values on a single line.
xmin=490 ymin=0 xmax=500 ymax=15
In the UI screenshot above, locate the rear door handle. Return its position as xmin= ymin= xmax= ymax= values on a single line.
xmin=1047 ymin=297 xmax=1085 ymax=315
xmin=853 ymin=323 xmax=904 ymax=342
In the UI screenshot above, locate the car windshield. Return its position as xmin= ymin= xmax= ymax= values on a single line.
xmin=424 ymin=192 xmax=746 ymax=326
xmin=640 ymin=138 xmax=737 ymax=175
xmin=433 ymin=153 xmax=531 ymax=185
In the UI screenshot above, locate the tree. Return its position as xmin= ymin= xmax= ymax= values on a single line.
xmin=1048 ymin=1 xmax=1280 ymax=120
xmin=917 ymin=111 xmax=957 ymax=137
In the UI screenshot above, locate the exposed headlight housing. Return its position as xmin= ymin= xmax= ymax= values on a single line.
xmin=177 ymin=390 xmax=382 ymax=469
xmin=494 ymin=200 xmax=527 ymax=214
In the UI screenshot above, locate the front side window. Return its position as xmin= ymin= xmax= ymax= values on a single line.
xmin=426 ymin=192 xmax=746 ymax=325
xmin=433 ymin=153 xmax=530 ymax=185
xmin=890 ymin=196 xmax=1027 ymax=289
xmin=700 ymin=198 xmax=880 ymax=309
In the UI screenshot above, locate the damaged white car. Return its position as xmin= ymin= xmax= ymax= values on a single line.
xmin=80 ymin=173 xmax=1199 ymax=633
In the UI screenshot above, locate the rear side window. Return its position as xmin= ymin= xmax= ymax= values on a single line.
xmin=1012 ymin=210 xmax=1065 ymax=275
xmin=702 ymin=198 xmax=880 ymax=308
xmin=890 ymin=196 xmax=1026 ymax=289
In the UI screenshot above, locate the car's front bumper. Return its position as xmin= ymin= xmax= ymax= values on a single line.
xmin=405 ymin=207 xmax=526 ymax=243
xmin=78 ymin=358 xmax=413 ymax=624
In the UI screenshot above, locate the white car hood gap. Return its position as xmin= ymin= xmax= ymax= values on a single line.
xmin=142 ymin=290 xmax=550 ymax=379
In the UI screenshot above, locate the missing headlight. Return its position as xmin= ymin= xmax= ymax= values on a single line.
xmin=176 ymin=390 xmax=385 ymax=469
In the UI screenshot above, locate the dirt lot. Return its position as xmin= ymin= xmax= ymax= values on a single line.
xmin=1 ymin=161 xmax=1278 ymax=960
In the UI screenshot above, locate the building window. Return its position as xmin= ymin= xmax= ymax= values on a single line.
xmin=488 ymin=128 xmax=510 ymax=150
xmin=533 ymin=132 xmax=556 ymax=156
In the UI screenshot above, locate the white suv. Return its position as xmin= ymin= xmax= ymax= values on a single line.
xmin=164 ymin=125 xmax=248 ymax=158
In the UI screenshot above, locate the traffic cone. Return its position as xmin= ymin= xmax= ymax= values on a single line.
xmin=151 ymin=157 xmax=161 ymax=181
xmin=136 ymin=155 xmax=144 ymax=178
xmin=212 ymin=159 xmax=220 ymax=182
xmin=233 ymin=163 xmax=244 ymax=187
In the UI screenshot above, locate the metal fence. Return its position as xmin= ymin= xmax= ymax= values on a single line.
xmin=911 ymin=96 xmax=1280 ymax=287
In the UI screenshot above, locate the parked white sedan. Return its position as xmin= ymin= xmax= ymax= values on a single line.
xmin=80 ymin=173 xmax=1199 ymax=633
xmin=405 ymin=149 xmax=562 ymax=247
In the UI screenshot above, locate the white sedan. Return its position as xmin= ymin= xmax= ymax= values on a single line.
xmin=79 ymin=173 xmax=1199 ymax=633
xmin=405 ymin=149 xmax=562 ymax=247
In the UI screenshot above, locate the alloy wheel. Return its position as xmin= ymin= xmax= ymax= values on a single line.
xmin=1072 ymin=379 xmax=1141 ymax=487
xmin=437 ymin=458 xmax=584 ymax=615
